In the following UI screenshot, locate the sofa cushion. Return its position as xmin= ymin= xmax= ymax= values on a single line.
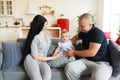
xmin=0 ymin=71 xmax=3 ymax=80
xmin=51 ymin=68 xmax=67 ymax=80
xmin=3 ymin=66 xmax=29 ymax=80
xmin=104 ymin=32 xmax=111 ymax=39
xmin=47 ymin=45 xmax=57 ymax=56
xmin=17 ymin=38 xmax=26 ymax=52
xmin=51 ymin=39 xmax=60 ymax=45
xmin=74 ymin=40 xmax=83 ymax=59
xmin=2 ymin=42 xmax=22 ymax=71
xmin=48 ymin=56 xmax=75 ymax=68
xmin=109 ymin=40 xmax=120 ymax=77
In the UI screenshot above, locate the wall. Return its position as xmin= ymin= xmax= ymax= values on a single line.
xmin=110 ymin=0 xmax=120 ymax=40
xmin=0 ymin=0 xmax=98 ymax=37
xmin=97 ymin=0 xmax=120 ymax=40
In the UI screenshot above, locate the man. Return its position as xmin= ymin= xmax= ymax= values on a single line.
xmin=65 ymin=13 xmax=112 ymax=80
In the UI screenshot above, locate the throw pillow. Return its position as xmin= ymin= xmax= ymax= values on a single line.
xmin=51 ymin=39 xmax=60 ymax=45
xmin=74 ymin=40 xmax=83 ymax=60
xmin=2 ymin=42 xmax=22 ymax=71
xmin=47 ymin=45 xmax=57 ymax=56
xmin=109 ymin=40 xmax=120 ymax=77
xmin=17 ymin=38 xmax=26 ymax=65
xmin=48 ymin=56 xmax=75 ymax=68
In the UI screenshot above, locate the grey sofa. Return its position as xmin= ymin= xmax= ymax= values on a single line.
xmin=0 ymin=39 xmax=120 ymax=80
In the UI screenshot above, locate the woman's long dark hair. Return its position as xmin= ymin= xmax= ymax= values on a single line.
xmin=23 ymin=15 xmax=47 ymax=56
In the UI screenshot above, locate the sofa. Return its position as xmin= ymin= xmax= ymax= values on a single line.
xmin=0 ymin=38 xmax=120 ymax=80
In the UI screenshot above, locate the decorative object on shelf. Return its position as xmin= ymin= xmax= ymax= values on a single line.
xmin=5 ymin=21 xmax=8 ymax=27
xmin=14 ymin=21 xmax=20 ymax=26
xmin=39 ymin=5 xmax=55 ymax=16
xmin=116 ymin=26 xmax=120 ymax=45
xmin=13 ymin=18 xmax=25 ymax=27
xmin=60 ymin=14 xmax=64 ymax=17
xmin=57 ymin=18 xmax=69 ymax=31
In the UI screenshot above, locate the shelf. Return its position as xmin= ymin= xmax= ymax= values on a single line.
xmin=39 ymin=5 xmax=55 ymax=16
xmin=40 ymin=5 xmax=51 ymax=10
xmin=20 ymin=27 xmax=61 ymax=39
xmin=41 ymin=10 xmax=55 ymax=16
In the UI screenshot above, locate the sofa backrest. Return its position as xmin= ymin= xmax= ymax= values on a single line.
xmin=0 ymin=51 xmax=3 ymax=70
xmin=17 ymin=38 xmax=60 ymax=49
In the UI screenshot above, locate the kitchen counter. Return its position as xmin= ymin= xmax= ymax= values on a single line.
xmin=0 ymin=26 xmax=20 ymax=28
xmin=0 ymin=26 xmax=30 ymax=28
xmin=0 ymin=26 xmax=61 ymax=39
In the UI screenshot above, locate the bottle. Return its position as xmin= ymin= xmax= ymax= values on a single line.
xmin=5 ymin=21 xmax=8 ymax=27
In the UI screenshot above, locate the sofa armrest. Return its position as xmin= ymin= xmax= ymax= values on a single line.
xmin=109 ymin=40 xmax=120 ymax=77
xmin=0 ymin=51 xmax=3 ymax=70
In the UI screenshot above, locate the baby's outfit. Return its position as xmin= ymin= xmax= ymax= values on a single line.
xmin=58 ymin=40 xmax=72 ymax=55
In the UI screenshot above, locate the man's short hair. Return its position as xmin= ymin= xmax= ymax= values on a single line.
xmin=79 ymin=13 xmax=93 ymax=24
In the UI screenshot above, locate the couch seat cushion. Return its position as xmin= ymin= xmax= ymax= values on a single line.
xmin=51 ymin=68 xmax=67 ymax=80
xmin=0 ymin=71 xmax=3 ymax=80
xmin=3 ymin=66 xmax=29 ymax=80
xmin=80 ymin=74 xmax=120 ymax=80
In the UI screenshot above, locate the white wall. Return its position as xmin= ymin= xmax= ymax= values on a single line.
xmin=97 ymin=0 xmax=112 ymax=31
xmin=110 ymin=0 xmax=120 ymax=40
xmin=0 ymin=0 xmax=98 ymax=37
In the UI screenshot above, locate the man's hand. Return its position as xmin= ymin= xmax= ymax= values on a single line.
xmin=65 ymin=49 xmax=75 ymax=57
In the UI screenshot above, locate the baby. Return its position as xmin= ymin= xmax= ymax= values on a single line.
xmin=58 ymin=30 xmax=74 ymax=55
xmin=49 ymin=30 xmax=75 ymax=68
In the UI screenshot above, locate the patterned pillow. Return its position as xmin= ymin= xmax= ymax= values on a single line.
xmin=2 ymin=42 xmax=22 ymax=71
xmin=109 ymin=40 xmax=120 ymax=77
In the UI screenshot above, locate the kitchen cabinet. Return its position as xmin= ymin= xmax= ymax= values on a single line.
xmin=20 ymin=27 xmax=61 ymax=39
xmin=0 ymin=27 xmax=21 ymax=42
xmin=0 ymin=0 xmax=13 ymax=16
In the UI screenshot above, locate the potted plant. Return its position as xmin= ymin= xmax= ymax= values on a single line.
xmin=51 ymin=10 xmax=55 ymax=16
xmin=60 ymin=14 xmax=64 ymax=18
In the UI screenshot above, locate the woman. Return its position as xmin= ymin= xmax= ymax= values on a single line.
xmin=24 ymin=15 xmax=60 ymax=80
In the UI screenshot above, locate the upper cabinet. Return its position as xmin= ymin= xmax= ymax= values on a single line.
xmin=0 ymin=0 xmax=13 ymax=16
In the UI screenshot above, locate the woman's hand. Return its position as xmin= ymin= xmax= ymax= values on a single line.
xmin=52 ymin=53 xmax=61 ymax=60
xmin=50 ymin=46 xmax=61 ymax=60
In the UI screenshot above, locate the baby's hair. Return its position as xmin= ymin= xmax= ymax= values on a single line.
xmin=61 ymin=29 xmax=68 ymax=34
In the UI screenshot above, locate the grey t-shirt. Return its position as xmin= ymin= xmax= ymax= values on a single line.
xmin=31 ymin=30 xmax=51 ymax=57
